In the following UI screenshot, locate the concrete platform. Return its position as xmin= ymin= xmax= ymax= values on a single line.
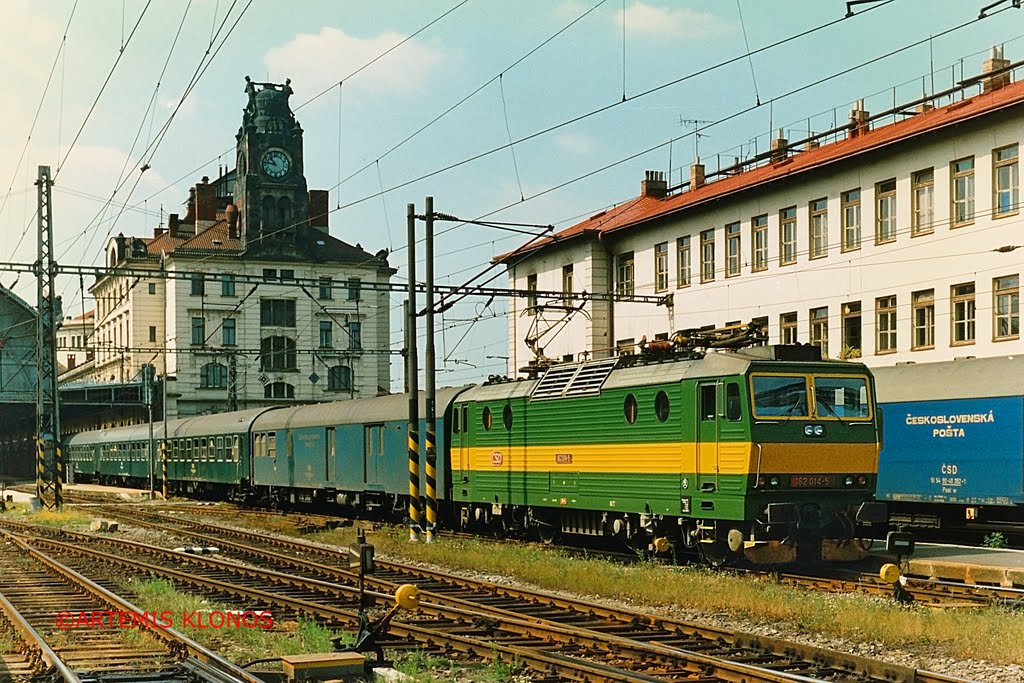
xmin=880 ymin=543 xmax=1024 ymax=588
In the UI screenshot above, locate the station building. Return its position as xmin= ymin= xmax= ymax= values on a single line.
xmin=85 ymin=78 xmax=394 ymax=417
xmin=499 ymin=49 xmax=1024 ymax=372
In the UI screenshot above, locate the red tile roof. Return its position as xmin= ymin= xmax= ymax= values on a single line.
xmin=497 ymin=78 xmax=1024 ymax=263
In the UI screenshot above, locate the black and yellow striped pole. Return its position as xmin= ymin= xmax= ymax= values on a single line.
xmin=161 ymin=440 xmax=168 ymax=500
xmin=35 ymin=439 xmax=44 ymax=502
xmin=54 ymin=443 xmax=63 ymax=509
xmin=406 ymin=203 xmax=421 ymax=542
xmin=423 ymin=196 xmax=437 ymax=543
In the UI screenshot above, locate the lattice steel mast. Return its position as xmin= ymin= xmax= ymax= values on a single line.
xmin=35 ymin=165 xmax=63 ymax=509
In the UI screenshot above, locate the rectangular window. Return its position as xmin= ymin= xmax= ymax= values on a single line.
xmin=841 ymin=190 xmax=861 ymax=251
xmin=676 ymin=236 xmax=691 ymax=287
xmin=220 ymin=274 xmax=236 ymax=297
xmin=616 ymin=252 xmax=634 ymax=295
xmin=318 ymin=277 xmax=333 ymax=300
xmin=751 ymin=215 xmax=768 ymax=271
xmin=280 ymin=269 xmax=295 ymax=282
xmin=223 ymin=318 xmax=236 ymax=346
xmin=951 ymin=156 xmax=975 ymax=226
xmin=262 ymin=268 xmax=277 ymax=282
xmin=875 ymin=179 xmax=897 ymax=243
xmin=259 ymin=299 xmax=296 ymax=327
xmin=911 ymin=289 xmax=935 ymax=350
xmin=616 ymin=337 xmax=635 ymax=356
xmin=780 ymin=311 xmax=798 ymax=344
xmin=526 ymin=273 xmax=538 ymax=312
xmin=994 ymin=144 xmax=1019 ymax=217
xmin=319 ymin=320 xmax=333 ymax=348
xmin=654 ymin=241 xmax=669 ymax=291
xmin=911 ymin=169 xmax=934 ymax=235
xmin=148 ymin=326 xmax=156 ymax=343
xmin=842 ymin=302 xmax=861 ymax=357
xmin=810 ymin=306 xmax=828 ymax=357
xmin=950 ymin=282 xmax=975 ymax=345
xmin=191 ymin=317 xmax=205 ymax=345
xmin=700 ymin=229 xmax=715 ymax=282
xmin=347 ymin=321 xmax=362 ymax=350
xmin=779 ymin=207 xmax=797 ymax=265
xmin=876 ymin=295 xmax=897 ymax=353
xmin=190 ymin=273 xmax=205 ymax=296
xmin=725 ymin=223 xmax=741 ymax=277
xmin=347 ymin=277 xmax=361 ymax=301
xmin=148 ymin=282 xmax=156 ymax=295
xmin=994 ymin=275 xmax=1020 ymax=340
xmin=809 ymin=198 xmax=828 ymax=259
xmin=562 ymin=264 xmax=574 ymax=301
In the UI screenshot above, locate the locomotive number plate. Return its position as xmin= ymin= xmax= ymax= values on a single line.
xmin=555 ymin=453 xmax=573 ymax=464
xmin=790 ymin=475 xmax=834 ymax=488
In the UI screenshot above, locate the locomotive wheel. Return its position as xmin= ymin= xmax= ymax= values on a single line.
xmin=537 ymin=523 xmax=560 ymax=545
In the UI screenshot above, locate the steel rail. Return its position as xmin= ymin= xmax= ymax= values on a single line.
xmin=0 ymin=588 xmax=81 ymax=682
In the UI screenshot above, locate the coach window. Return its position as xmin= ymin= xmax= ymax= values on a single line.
xmin=482 ymin=407 xmax=493 ymax=431
xmin=186 ymin=439 xmax=193 ymax=460
xmin=726 ymin=383 xmax=742 ymax=421
xmin=502 ymin=404 xmax=513 ymax=431
xmin=267 ymin=432 xmax=277 ymax=459
xmin=217 ymin=437 xmax=225 ymax=461
xmin=654 ymin=391 xmax=670 ymax=422
xmin=624 ymin=394 xmax=638 ymax=424
xmin=232 ymin=436 xmax=240 ymax=462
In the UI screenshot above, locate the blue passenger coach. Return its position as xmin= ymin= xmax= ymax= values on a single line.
xmin=874 ymin=356 xmax=1024 ymax=527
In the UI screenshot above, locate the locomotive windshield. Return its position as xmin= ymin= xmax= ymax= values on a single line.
xmin=750 ymin=373 xmax=872 ymax=420
xmin=813 ymin=375 xmax=870 ymax=418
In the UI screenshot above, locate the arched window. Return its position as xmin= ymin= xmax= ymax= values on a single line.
xmin=328 ymin=365 xmax=352 ymax=391
xmin=264 ymin=382 xmax=295 ymax=399
xmin=262 ymin=195 xmax=277 ymax=232
xmin=277 ymin=197 xmax=292 ymax=236
xmin=260 ymin=336 xmax=296 ymax=371
xmin=199 ymin=362 xmax=227 ymax=389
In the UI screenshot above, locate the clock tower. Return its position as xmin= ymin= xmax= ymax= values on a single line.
xmin=234 ymin=76 xmax=310 ymax=250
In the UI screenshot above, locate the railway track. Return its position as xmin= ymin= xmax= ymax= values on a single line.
xmin=146 ymin=502 xmax=1024 ymax=608
xmin=53 ymin=506 xmax=967 ymax=683
xmin=0 ymin=528 xmax=264 ymax=683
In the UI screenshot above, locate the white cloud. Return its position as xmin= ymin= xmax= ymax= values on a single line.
xmin=262 ymin=26 xmax=448 ymax=97
xmin=617 ymin=2 xmax=730 ymax=40
xmin=553 ymin=132 xmax=595 ymax=156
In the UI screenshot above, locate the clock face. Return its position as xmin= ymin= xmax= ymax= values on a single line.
xmin=261 ymin=150 xmax=290 ymax=178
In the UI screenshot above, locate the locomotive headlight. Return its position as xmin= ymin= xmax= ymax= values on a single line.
xmin=856 ymin=475 xmax=868 ymax=486
xmin=769 ymin=476 xmax=780 ymax=487
xmin=844 ymin=476 xmax=854 ymax=486
xmin=813 ymin=425 xmax=824 ymax=436
xmin=803 ymin=425 xmax=813 ymax=436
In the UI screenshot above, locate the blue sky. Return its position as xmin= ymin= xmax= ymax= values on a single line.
xmin=1 ymin=0 xmax=1021 ymax=389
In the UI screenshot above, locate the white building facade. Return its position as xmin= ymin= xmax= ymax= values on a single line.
xmin=502 ymin=52 xmax=1024 ymax=373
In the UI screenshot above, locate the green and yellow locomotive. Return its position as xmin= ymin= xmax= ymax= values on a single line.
xmin=451 ymin=342 xmax=884 ymax=563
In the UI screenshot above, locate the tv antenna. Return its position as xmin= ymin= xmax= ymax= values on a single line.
xmin=679 ymin=117 xmax=712 ymax=161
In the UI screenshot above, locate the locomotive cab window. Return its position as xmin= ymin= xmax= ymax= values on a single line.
xmin=726 ymin=383 xmax=742 ymax=421
xmin=813 ymin=375 xmax=871 ymax=419
xmin=502 ymin=404 xmax=513 ymax=430
xmin=482 ymin=407 xmax=493 ymax=431
xmin=453 ymin=407 xmax=461 ymax=434
xmin=751 ymin=374 xmax=809 ymax=418
xmin=700 ymin=384 xmax=716 ymax=421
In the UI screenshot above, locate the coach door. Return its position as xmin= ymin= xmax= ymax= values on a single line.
xmin=695 ymin=381 xmax=721 ymax=502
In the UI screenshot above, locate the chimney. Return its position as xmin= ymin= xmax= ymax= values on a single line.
xmin=690 ymin=160 xmax=705 ymax=189
xmin=770 ymin=128 xmax=789 ymax=161
xmin=641 ymin=171 xmax=667 ymax=198
xmin=168 ymin=213 xmax=181 ymax=238
xmin=226 ymin=204 xmax=239 ymax=239
xmin=154 ymin=226 xmax=166 ymax=238
xmin=806 ymin=138 xmax=820 ymax=151
xmin=195 ymin=176 xmax=217 ymax=222
xmin=983 ymin=45 xmax=1011 ymax=93
xmin=849 ymin=99 xmax=870 ymax=138
xmin=308 ymin=189 xmax=330 ymax=232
